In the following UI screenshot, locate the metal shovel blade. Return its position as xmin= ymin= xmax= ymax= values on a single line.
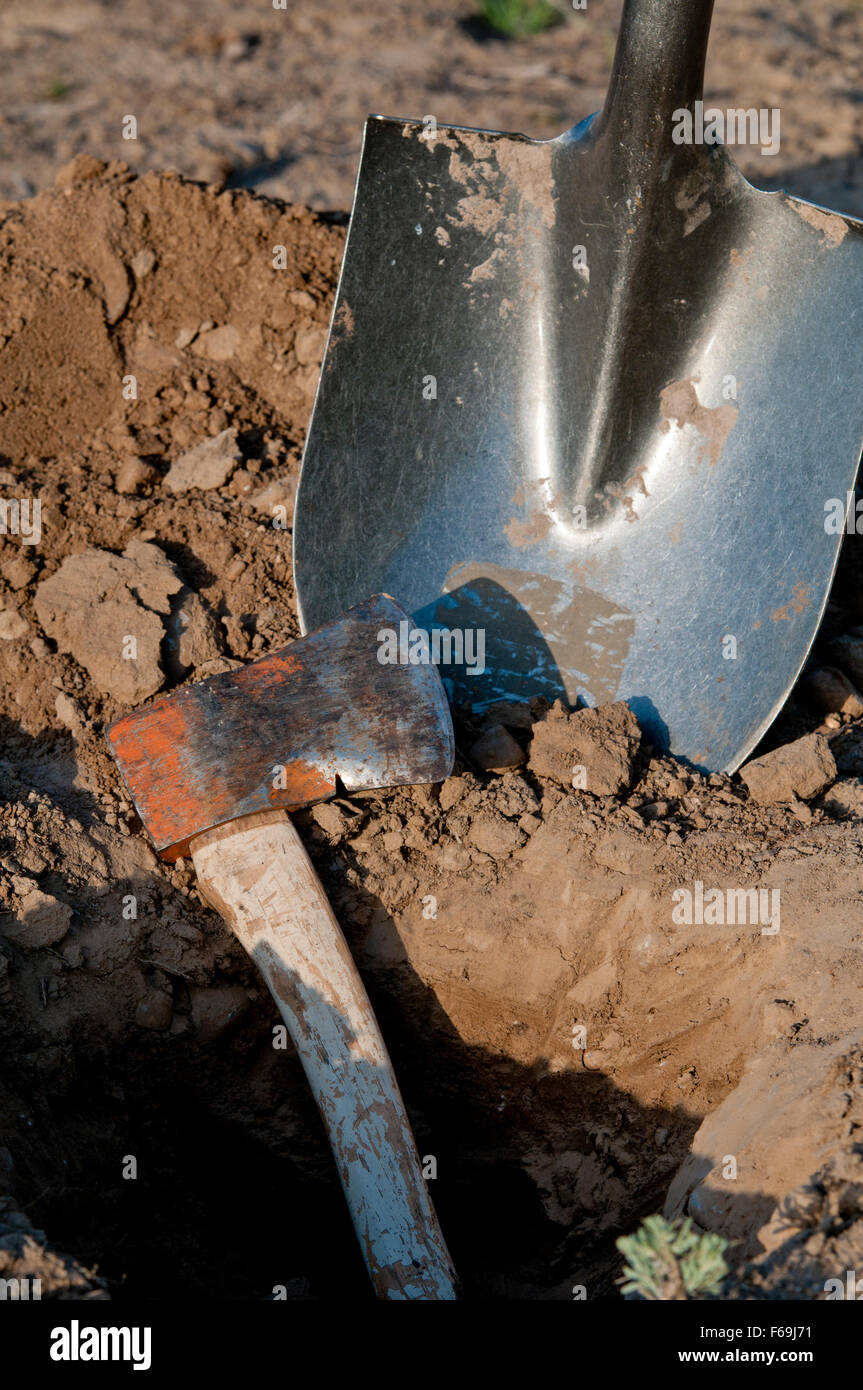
xmin=294 ymin=0 xmax=863 ymax=771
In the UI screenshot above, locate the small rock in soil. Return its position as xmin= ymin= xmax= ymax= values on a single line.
xmin=740 ymin=732 xmax=836 ymax=805
xmin=135 ymin=991 xmax=173 ymax=1031
xmin=0 ymin=609 xmax=28 ymax=640
xmin=131 ymin=248 xmax=157 ymax=280
xmin=251 ymin=476 xmax=295 ymax=519
xmin=54 ymin=692 xmax=83 ymax=730
xmin=174 ymin=325 xmax=198 ymax=350
xmin=3 ymin=889 xmax=72 ymax=949
xmin=439 ymin=776 xmax=470 ymax=812
xmin=294 ymin=325 xmax=327 ymax=365
xmin=35 ymin=542 xmax=183 ymax=702
xmin=529 ymin=700 xmax=640 ymax=797
xmin=195 ymin=324 xmax=240 ymax=362
xmin=166 ymin=590 xmax=224 ymax=676
xmin=115 ymin=456 xmax=159 ymax=495
xmin=164 ymin=427 xmax=241 ymax=493
xmin=1 ymin=556 xmax=36 ymax=590
xmin=311 ymin=802 xmax=348 ymax=839
xmin=469 ymin=724 xmax=526 ymax=773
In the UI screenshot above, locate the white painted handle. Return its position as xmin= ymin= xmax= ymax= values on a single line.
xmin=190 ymin=809 xmax=458 ymax=1300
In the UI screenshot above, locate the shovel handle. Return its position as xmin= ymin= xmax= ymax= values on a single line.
xmin=595 ymin=0 xmax=715 ymax=152
xmin=190 ymin=808 xmax=458 ymax=1301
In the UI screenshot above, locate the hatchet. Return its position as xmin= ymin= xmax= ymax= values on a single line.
xmin=106 ymin=595 xmax=458 ymax=1300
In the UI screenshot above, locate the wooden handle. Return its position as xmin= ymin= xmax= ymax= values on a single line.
xmin=190 ymin=809 xmax=458 ymax=1300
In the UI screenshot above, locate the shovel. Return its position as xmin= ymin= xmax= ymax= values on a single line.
xmin=293 ymin=0 xmax=863 ymax=772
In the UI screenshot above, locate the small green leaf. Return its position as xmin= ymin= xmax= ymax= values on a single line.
xmin=479 ymin=0 xmax=562 ymax=40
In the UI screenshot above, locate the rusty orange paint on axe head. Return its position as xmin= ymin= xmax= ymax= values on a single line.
xmin=105 ymin=595 xmax=455 ymax=861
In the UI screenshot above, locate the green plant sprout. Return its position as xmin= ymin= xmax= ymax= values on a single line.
xmin=480 ymin=0 xmax=562 ymax=39
xmin=616 ymin=1214 xmax=729 ymax=1300
xmin=41 ymin=78 xmax=72 ymax=102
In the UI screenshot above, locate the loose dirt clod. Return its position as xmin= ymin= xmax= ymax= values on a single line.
xmin=1 ymin=557 xmax=36 ymax=591
xmin=114 ymin=457 xmax=159 ymax=496
xmin=528 ymin=700 xmax=640 ymax=795
xmin=164 ymin=427 xmax=242 ymax=494
xmin=0 ymin=609 xmax=28 ymax=640
xmin=34 ymin=542 xmax=183 ymax=702
xmin=739 ymin=732 xmax=836 ymax=805
xmin=2 ymin=887 xmax=72 ymax=949
xmin=166 ymin=591 xmax=225 ymax=677
xmin=135 ymin=990 xmax=173 ymax=1032
xmin=468 ymin=810 xmax=526 ymax=858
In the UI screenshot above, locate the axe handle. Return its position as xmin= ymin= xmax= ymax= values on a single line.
xmin=189 ymin=808 xmax=458 ymax=1301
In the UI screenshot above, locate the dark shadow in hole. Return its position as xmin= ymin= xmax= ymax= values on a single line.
xmin=0 ymin=840 xmax=794 ymax=1302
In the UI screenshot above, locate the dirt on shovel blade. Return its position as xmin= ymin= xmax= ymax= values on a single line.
xmin=1 ymin=4 xmax=863 ymax=1303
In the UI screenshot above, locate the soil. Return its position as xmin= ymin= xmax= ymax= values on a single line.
xmin=1 ymin=5 xmax=863 ymax=1304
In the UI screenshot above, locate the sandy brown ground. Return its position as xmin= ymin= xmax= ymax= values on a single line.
xmin=0 ymin=151 xmax=862 ymax=1297
xmin=1 ymin=0 xmax=862 ymax=216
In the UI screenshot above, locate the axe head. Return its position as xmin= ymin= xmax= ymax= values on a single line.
xmin=106 ymin=595 xmax=454 ymax=861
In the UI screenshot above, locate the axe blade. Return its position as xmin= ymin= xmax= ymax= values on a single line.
xmin=106 ymin=595 xmax=454 ymax=860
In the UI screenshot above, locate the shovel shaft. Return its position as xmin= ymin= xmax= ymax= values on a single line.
xmin=190 ymin=809 xmax=458 ymax=1301
xmin=596 ymin=0 xmax=715 ymax=152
